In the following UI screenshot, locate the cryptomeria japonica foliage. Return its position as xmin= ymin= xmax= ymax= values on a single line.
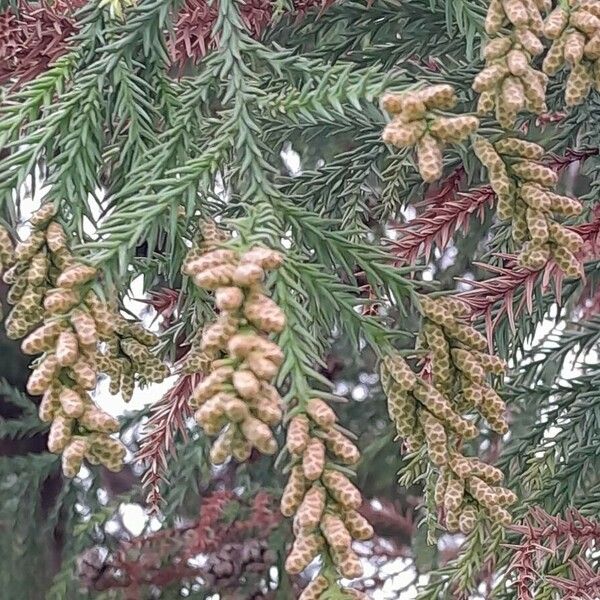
xmin=1 ymin=0 xmax=600 ymax=598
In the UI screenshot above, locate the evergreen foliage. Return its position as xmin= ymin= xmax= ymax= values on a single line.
xmin=1 ymin=0 xmax=600 ymax=598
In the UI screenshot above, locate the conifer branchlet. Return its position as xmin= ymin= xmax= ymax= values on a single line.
xmin=542 ymin=0 xmax=600 ymax=106
xmin=476 ymin=0 xmax=549 ymax=125
xmin=184 ymin=222 xmax=286 ymax=463
xmin=1 ymin=204 xmax=168 ymax=476
xmin=281 ymin=396 xmax=373 ymax=597
xmin=473 ymin=135 xmax=583 ymax=274
xmin=381 ymin=85 xmax=479 ymax=182
xmin=381 ymin=295 xmax=517 ymax=532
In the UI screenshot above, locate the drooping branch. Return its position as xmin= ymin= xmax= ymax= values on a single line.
xmin=137 ymin=373 xmax=199 ymax=510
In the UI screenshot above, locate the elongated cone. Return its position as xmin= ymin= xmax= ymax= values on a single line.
xmin=320 ymin=512 xmax=352 ymax=552
xmin=62 ymin=437 xmax=89 ymax=477
xmin=416 ymin=134 xmax=443 ymax=183
xmin=299 ymin=575 xmax=328 ymax=600
xmin=284 ymin=533 xmax=321 ymax=574
xmin=302 ymin=438 xmax=325 ymax=481
xmin=295 ymin=485 xmax=326 ymax=532
xmin=287 ymin=415 xmax=310 ymax=455
xmin=382 ymin=121 xmax=427 ymax=147
xmin=322 ymin=469 xmax=362 ymax=510
xmin=343 ymin=509 xmax=374 ymax=540
xmin=306 ymin=397 xmax=337 ymax=428
xmin=281 ymin=465 xmax=307 ymax=517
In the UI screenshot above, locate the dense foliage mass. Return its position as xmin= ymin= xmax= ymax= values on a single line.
xmin=1 ymin=0 xmax=600 ymax=598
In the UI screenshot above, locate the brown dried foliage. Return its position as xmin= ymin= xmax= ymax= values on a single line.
xmin=507 ymin=507 xmax=600 ymax=600
xmin=1 ymin=0 xmax=333 ymax=87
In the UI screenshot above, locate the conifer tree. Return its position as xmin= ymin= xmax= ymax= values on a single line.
xmin=1 ymin=0 xmax=600 ymax=598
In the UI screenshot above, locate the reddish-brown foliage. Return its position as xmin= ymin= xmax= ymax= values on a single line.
xmin=507 ymin=507 xmax=600 ymax=600
xmin=0 ymin=0 xmax=333 ymax=87
xmin=79 ymin=490 xmax=282 ymax=597
xmin=137 ymin=373 xmax=200 ymax=510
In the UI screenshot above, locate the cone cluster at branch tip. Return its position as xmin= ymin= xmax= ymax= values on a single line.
xmin=380 ymin=295 xmax=516 ymax=531
xmin=183 ymin=223 xmax=286 ymax=464
xmin=0 ymin=205 xmax=170 ymax=476
xmin=476 ymin=0 xmax=550 ymax=126
xmin=381 ymin=85 xmax=479 ymax=183
xmin=542 ymin=0 xmax=600 ymax=106
xmin=281 ymin=396 xmax=373 ymax=597
xmin=473 ymin=135 xmax=583 ymax=274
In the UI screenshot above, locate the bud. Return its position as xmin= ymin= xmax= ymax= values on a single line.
xmin=27 ymin=354 xmax=60 ymax=395
xmin=215 ymin=286 xmax=245 ymax=311
xmin=59 ymin=388 xmax=86 ymax=418
xmin=445 ymin=321 xmax=488 ymax=352
xmin=564 ymin=30 xmax=586 ymax=65
xmin=302 ymin=438 xmax=326 ymax=481
xmin=281 ymin=465 xmax=308 ymax=517
xmin=487 ymin=503 xmax=512 ymax=526
xmin=306 ymin=397 xmax=337 ymax=428
xmin=382 ymin=121 xmax=427 ymax=147
xmin=21 ymin=320 xmax=63 ymax=355
xmin=429 ymin=116 xmax=479 ymax=143
xmin=515 ymin=28 xmax=544 ymax=55
xmin=552 ymin=246 xmax=581 ymax=278
xmin=223 ymin=397 xmax=249 ymax=422
xmin=416 ymin=134 xmax=443 ymax=183
xmin=485 ymin=0 xmax=505 ymax=35
xmin=502 ymin=0 xmax=529 ymax=27
xmin=570 ymin=8 xmax=600 ymax=36
xmin=287 ymin=415 xmax=310 ymax=455
xmin=543 ymin=6 xmax=569 ymax=38
xmin=70 ymin=358 xmax=97 ymax=390
xmin=495 ymin=138 xmax=544 ymax=160
xmin=39 ymin=385 xmax=61 ymax=422
xmin=565 ymin=62 xmax=593 ymax=107
xmin=241 ymin=246 xmax=284 ymax=270
xmin=240 ymin=415 xmax=277 ymax=454
xmin=443 ymin=477 xmax=465 ymax=513
xmin=382 ymin=354 xmax=416 ymax=391
xmin=62 ymin=437 xmax=89 ymax=478
xmin=232 ymin=262 xmax=264 ymax=287
xmin=243 ymin=293 xmax=286 ymax=333
xmin=331 ymin=546 xmax=363 ymax=579
xmin=320 ymin=512 xmax=352 ymax=552
xmin=192 ymin=366 xmax=234 ymax=405
xmin=44 ymin=288 xmax=80 ymax=314
xmin=298 ymin=575 xmax=328 ymax=600
xmin=246 ymin=352 xmax=278 ymax=380
xmin=48 ymin=414 xmax=73 ymax=453
xmin=295 ymin=485 xmax=326 ymax=532
xmin=542 ymin=37 xmax=566 ymax=75
xmin=418 ymin=84 xmax=457 ymax=109
xmin=210 ymin=426 xmax=235 ymax=464
xmin=55 ymin=330 xmax=79 ymax=366
xmin=324 ymin=428 xmax=361 ymax=465
xmin=193 ymin=263 xmax=235 ymax=289
xmin=459 ymin=505 xmax=478 ymax=534
xmin=342 ymin=509 xmax=373 ymax=540
xmin=200 ymin=313 xmax=239 ymax=352
xmin=451 ymin=348 xmax=486 ymax=384
xmin=548 ymin=222 xmax=584 ymax=253
xmin=472 ymin=64 xmax=508 ymax=93
xmin=79 ymin=406 xmax=119 ymax=433
xmin=483 ymin=37 xmax=512 ymax=60
xmin=322 ymin=469 xmax=362 ymax=510
xmin=14 ymin=231 xmax=45 ymax=262
xmin=284 ymin=533 xmax=321 ymax=574
xmin=56 ymin=263 xmax=97 ymax=288
xmin=183 ymin=249 xmax=237 ymax=276
xmin=26 ymin=252 xmax=48 ymax=286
